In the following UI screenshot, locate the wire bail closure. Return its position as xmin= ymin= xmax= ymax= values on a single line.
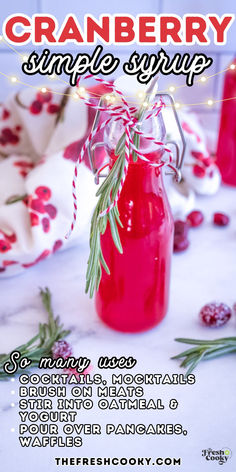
xmin=88 ymin=92 xmax=186 ymax=185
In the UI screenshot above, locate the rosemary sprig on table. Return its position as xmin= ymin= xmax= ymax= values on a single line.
xmin=172 ymin=337 xmax=236 ymax=376
xmin=0 ymin=288 xmax=70 ymax=379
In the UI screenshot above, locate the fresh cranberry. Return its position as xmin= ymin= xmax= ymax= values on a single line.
xmin=15 ymin=125 xmax=22 ymax=132
xmin=0 ymin=239 xmax=11 ymax=253
xmin=45 ymin=204 xmax=57 ymax=219
xmin=47 ymin=103 xmax=60 ymax=114
xmin=187 ymin=210 xmax=204 ymax=227
xmin=193 ymin=165 xmax=206 ymax=178
xmin=30 ymin=100 xmax=43 ymax=115
xmin=174 ymin=220 xmax=189 ymax=239
xmin=53 ymin=240 xmax=63 ymax=253
xmin=0 ymin=267 xmax=6 ymax=273
xmin=31 ymin=198 xmax=45 ymax=213
xmin=42 ymin=217 xmax=50 ymax=233
xmin=213 ymin=212 xmax=230 ymax=227
xmin=36 ymin=90 xmax=52 ymax=103
xmin=30 ymin=212 xmax=39 ymax=226
xmin=52 ymin=340 xmax=73 ymax=360
xmin=199 ymin=302 xmax=232 ymax=327
xmin=35 ymin=186 xmax=52 ymax=201
xmin=174 ymin=235 xmax=190 ymax=253
xmin=2 ymin=108 xmax=10 ymax=120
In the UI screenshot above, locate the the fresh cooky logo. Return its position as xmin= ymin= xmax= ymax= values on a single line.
xmin=202 ymin=448 xmax=232 ymax=465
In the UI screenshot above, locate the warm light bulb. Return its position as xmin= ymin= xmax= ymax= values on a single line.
xmin=10 ymin=428 xmax=15 ymax=433
xmin=49 ymin=73 xmax=56 ymax=80
xmin=0 ymin=35 xmax=3 ymax=41
xmin=73 ymin=92 xmax=79 ymax=99
xmin=169 ymin=86 xmax=175 ymax=92
xmin=230 ymin=64 xmax=236 ymax=70
xmin=41 ymin=87 xmax=47 ymax=93
xmin=200 ymin=76 xmax=207 ymax=82
xmin=143 ymin=101 xmax=148 ymax=108
xmin=110 ymin=96 xmax=116 ymax=102
xmin=175 ymin=102 xmax=180 ymax=109
xmin=10 ymin=403 xmax=15 ymax=407
xmin=137 ymin=91 xmax=145 ymax=99
xmin=105 ymin=95 xmax=111 ymax=101
xmin=10 ymin=76 xmax=17 ymax=83
xmin=22 ymin=55 xmax=29 ymax=62
xmin=207 ymin=99 xmax=214 ymax=106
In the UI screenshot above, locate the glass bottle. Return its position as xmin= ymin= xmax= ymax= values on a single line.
xmin=95 ymin=109 xmax=174 ymax=333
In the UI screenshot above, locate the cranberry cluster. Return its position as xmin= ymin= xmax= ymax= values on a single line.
xmin=0 ymin=126 xmax=21 ymax=147
xmin=191 ymin=151 xmax=214 ymax=179
xmin=23 ymin=185 xmax=57 ymax=233
xmin=174 ymin=210 xmax=230 ymax=253
xmin=30 ymin=90 xmax=60 ymax=115
xmin=0 ymin=229 xmax=17 ymax=272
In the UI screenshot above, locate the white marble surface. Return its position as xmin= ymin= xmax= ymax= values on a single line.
xmin=0 ymin=185 xmax=236 ymax=472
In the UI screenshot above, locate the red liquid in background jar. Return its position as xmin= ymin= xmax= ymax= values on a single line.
xmin=216 ymin=59 xmax=236 ymax=186
xmin=95 ymin=150 xmax=174 ymax=333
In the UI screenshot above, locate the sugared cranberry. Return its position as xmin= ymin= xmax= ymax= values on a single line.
xmin=213 ymin=212 xmax=230 ymax=227
xmin=30 ymin=212 xmax=39 ymax=226
xmin=193 ymin=164 xmax=206 ymax=178
xmin=0 ymin=239 xmax=11 ymax=253
xmin=35 ymin=186 xmax=52 ymax=201
xmin=45 ymin=204 xmax=57 ymax=219
xmin=36 ymin=90 xmax=52 ymax=103
xmin=52 ymin=340 xmax=73 ymax=360
xmin=174 ymin=235 xmax=190 ymax=253
xmin=199 ymin=302 xmax=232 ymax=327
xmin=53 ymin=240 xmax=63 ymax=253
xmin=30 ymin=100 xmax=43 ymax=115
xmin=31 ymin=198 xmax=45 ymax=213
xmin=42 ymin=217 xmax=50 ymax=233
xmin=187 ymin=210 xmax=204 ymax=228
xmin=47 ymin=103 xmax=60 ymax=114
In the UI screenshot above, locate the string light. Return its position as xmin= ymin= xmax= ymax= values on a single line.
xmin=10 ymin=378 xmax=15 ymax=382
xmin=10 ymin=402 xmax=15 ymax=407
xmin=230 ymin=64 xmax=236 ymax=70
xmin=73 ymin=92 xmax=79 ymax=99
xmin=10 ymin=428 xmax=15 ymax=433
xmin=143 ymin=101 xmax=148 ymax=107
xmin=10 ymin=76 xmax=17 ymax=83
xmin=21 ymin=55 xmax=29 ymax=62
xmin=200 ymin=76 xmax=207 ymax=82
xmin=41 ymin=87 xmax=47 ymax=93
xmin=105 ymin=94 xmax=111 ymax=101
xmin=175 ymin=102 xmax=180 ymax=109
xmin=137 ymin=91 xmax=145 ymax=99
xmin=207 ymin=99 xmax=214 ymax=106
xmin=11 ymin=390 xmax=15 ymax=394
xmin=169 ymin=86 xmax=175 ymax=92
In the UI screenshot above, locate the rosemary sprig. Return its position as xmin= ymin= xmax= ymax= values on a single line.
xmin=172 ymin=337 xmax=236 ymax=375
xmin=85 ymin=150 xmax=126 ymax=298
xmin=0 ymin=288 xmax=70 ymax=379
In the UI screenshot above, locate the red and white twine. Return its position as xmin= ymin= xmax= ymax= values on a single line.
xmin=66 ymin=75 xmax=179 ymax=238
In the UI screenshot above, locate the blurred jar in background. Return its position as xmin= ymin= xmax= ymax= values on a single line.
xmin=216 ymin=58 xmax=236 ymax=186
